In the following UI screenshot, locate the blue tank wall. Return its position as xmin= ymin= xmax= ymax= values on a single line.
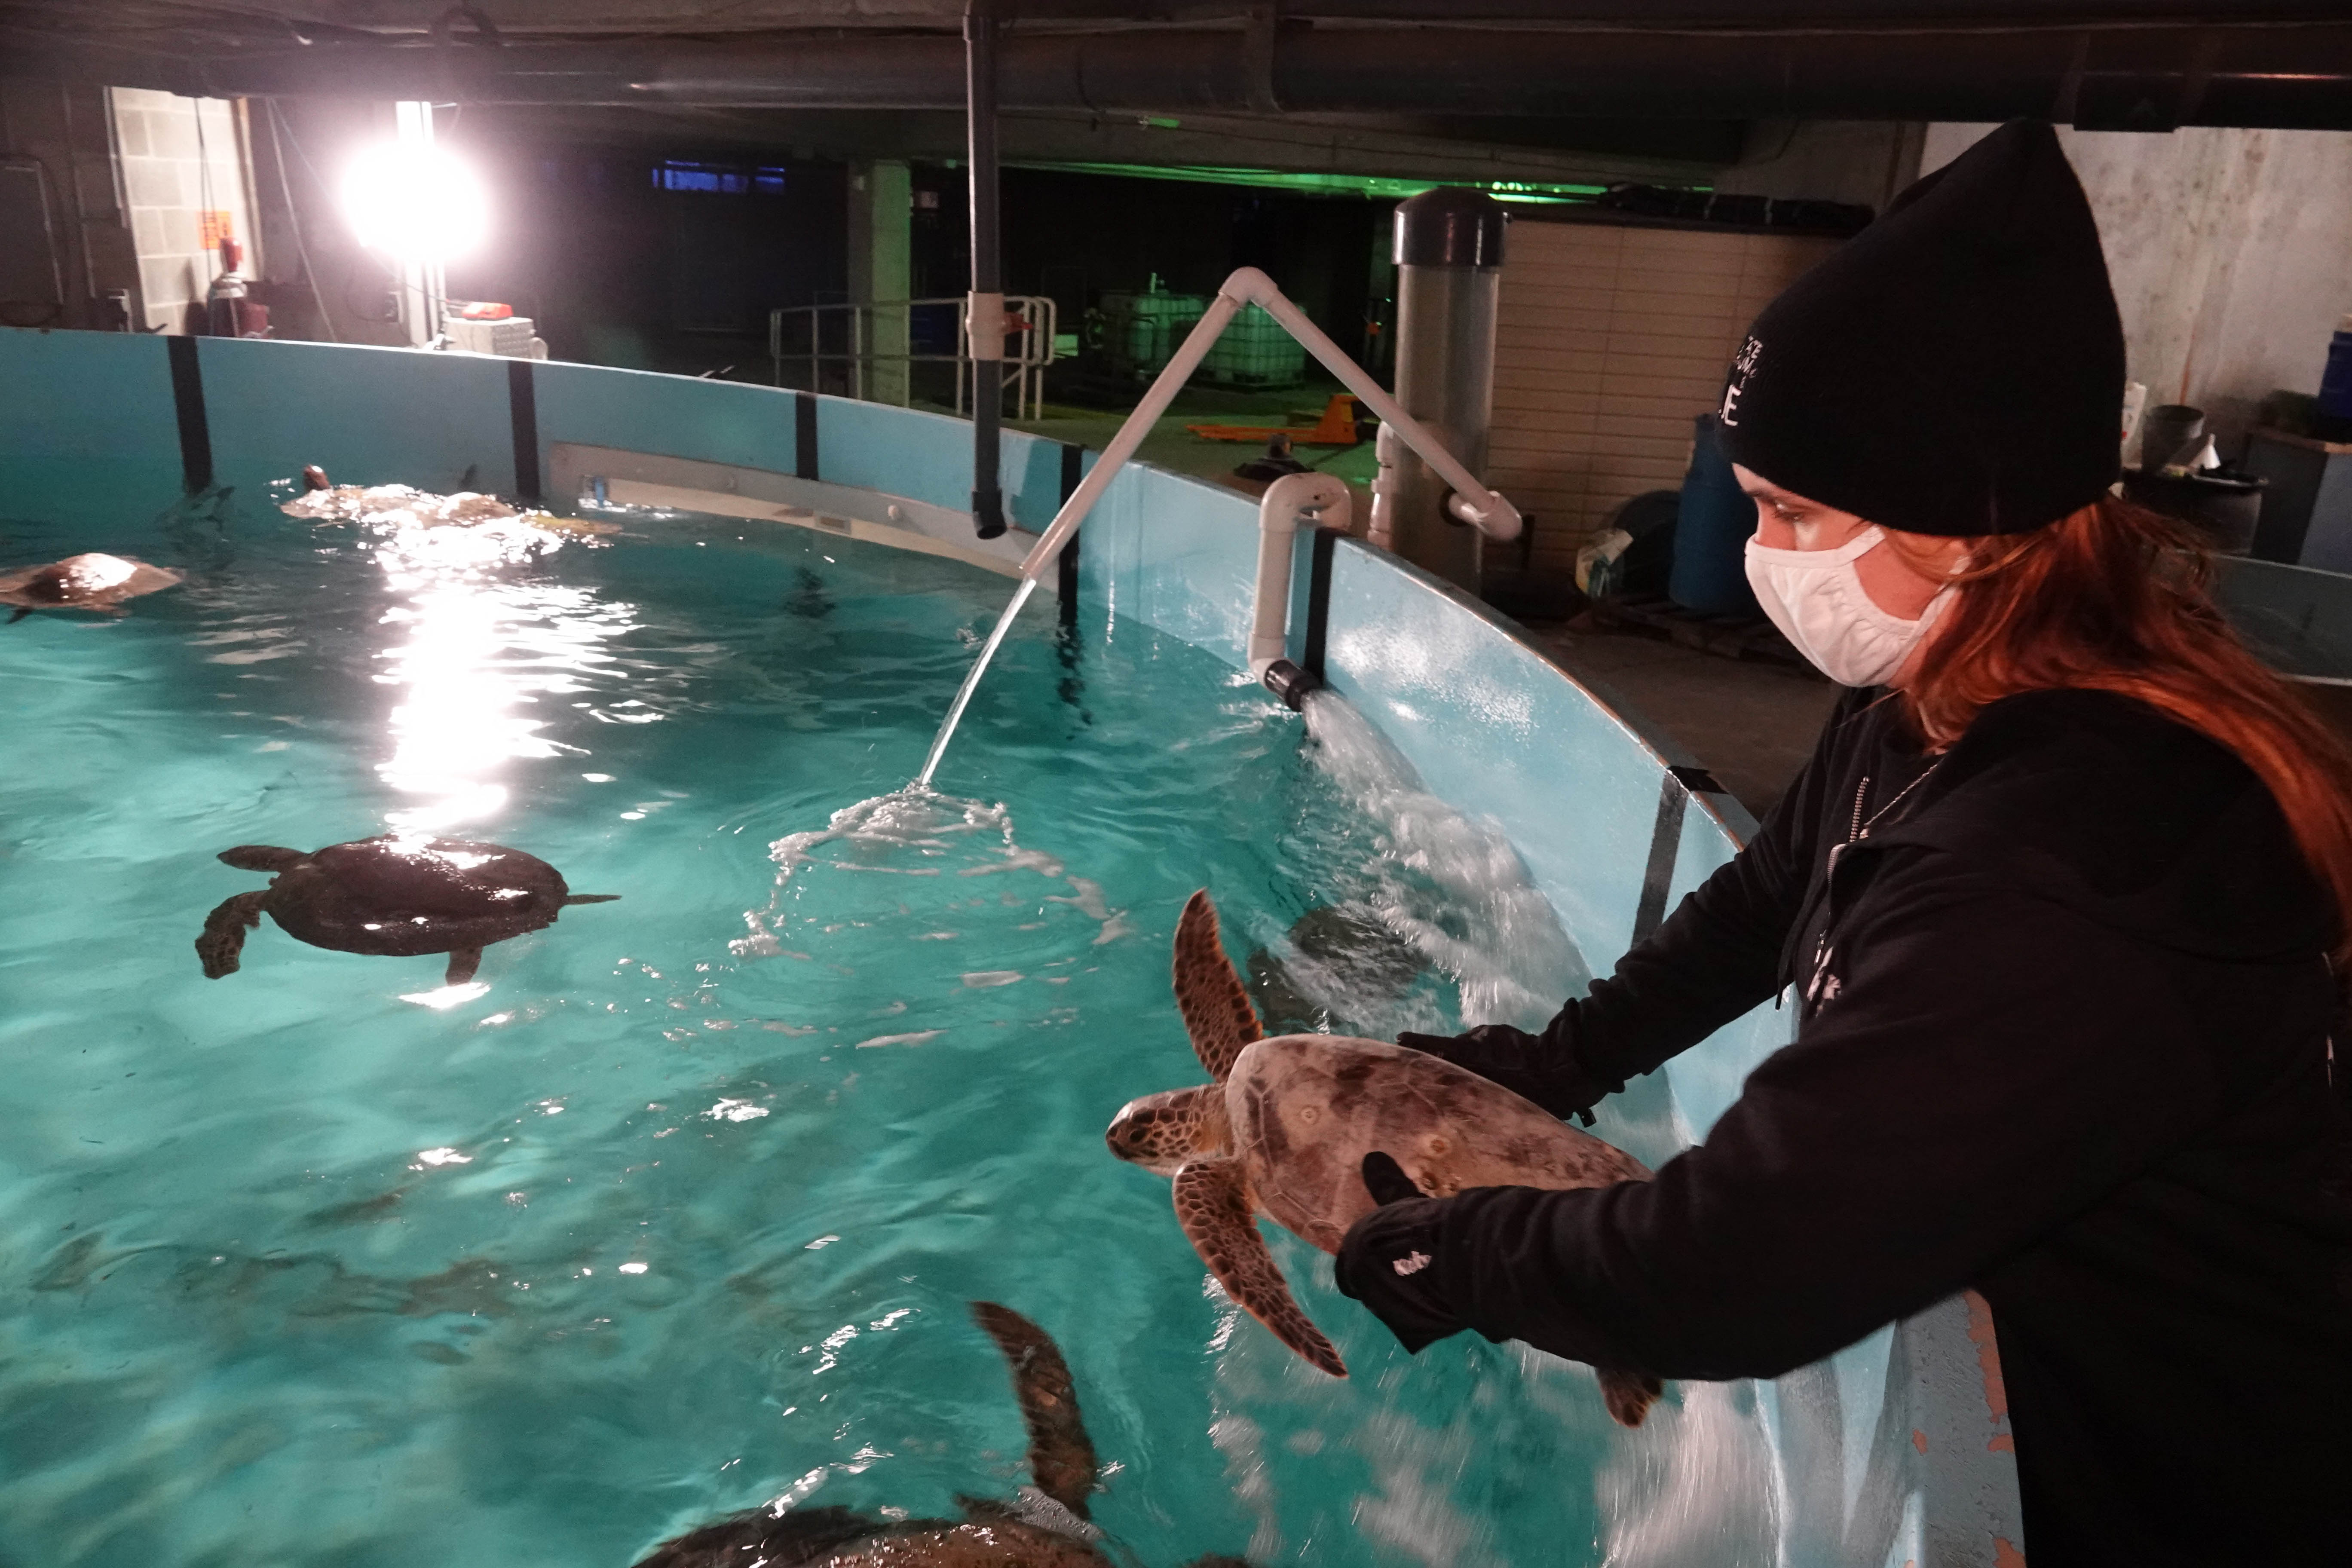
xmin=0 ymin=326 xmax=2022 ymax=1567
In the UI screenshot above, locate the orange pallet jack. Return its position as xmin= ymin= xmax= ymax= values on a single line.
xmin=1185 ymin=393 xmax=1367 ymax=446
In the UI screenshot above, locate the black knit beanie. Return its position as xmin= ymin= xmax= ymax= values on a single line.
xmin=1715 ymin=119 xmax=2124 ymax=537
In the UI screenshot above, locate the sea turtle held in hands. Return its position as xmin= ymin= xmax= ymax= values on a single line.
xmin=1107 ymin=890 xmax=1664 ymax=1427
xmin=0 ymin=552 xmax=184 ymax=622
xmin=196 ymin=836 xmax=618 ymax=986
xmin=634 ymin=1301 xmax=1251 ymax=1568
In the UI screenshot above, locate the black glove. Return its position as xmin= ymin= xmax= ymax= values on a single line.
xmin=1334 ymin=1152 xmax=1465 ymax=1354
xmin=1396 ymin=1019 xmax=1621 ymax=1127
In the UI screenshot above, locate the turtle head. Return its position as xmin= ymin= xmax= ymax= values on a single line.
xmin=1106 ymin=1085 xmax=1225 ymax=1175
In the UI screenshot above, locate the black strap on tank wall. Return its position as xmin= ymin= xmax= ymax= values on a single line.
xmin=507 ymin=359 xmax=541 ymax=504
xmin=167 ymin=335 xmax=212 ymax=494
xmin=795 ymin=391 xmax=820 ymax=481
xmin=1055 ymin=441 xmax=1083 ymax=629
xmin=1632 ymin=771 xmax=1689 ymax=945
xmin=1632 ymin=766 xmax=1730 ymax=944
xmin=1302 ymin=526 xmax=1339 ymax=680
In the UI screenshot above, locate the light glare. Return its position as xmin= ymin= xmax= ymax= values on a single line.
xmin=341 ymin=141 xmax=488 ymax=261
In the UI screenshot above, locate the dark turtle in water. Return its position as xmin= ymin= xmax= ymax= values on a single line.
xmin=196 ymin=836 xmax=617 ymax=985
xmin=634 ymin=1301 xmax=1250 ymax=1568
xmin=0 ymin=552 xmax=184 ymax=622
xmin=1108 ymin=891 xmax=1664 ymax=1427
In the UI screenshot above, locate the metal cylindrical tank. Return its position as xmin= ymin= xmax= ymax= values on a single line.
xmin=1371 ymin=188 xmax=1504 ymax=591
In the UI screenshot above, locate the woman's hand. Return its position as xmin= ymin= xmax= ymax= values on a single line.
xmin=1334 ymin=1153 xmax=1465 ymax=1354
xmin=1396 ymin=1025 xmax=1611 ymax=1126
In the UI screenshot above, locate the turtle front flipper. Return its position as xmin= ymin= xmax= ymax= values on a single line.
xmin=560 ymin=894 xmax=619 ymax=906
xmin=196 ymin=891 xmax=272 ymax=978
xmin=444 ymin=947 xmax=483 ymax=985
xmin=970 ymin=1302 xmax=1100 ymax=1520
xmin=1173 ymin=891 xmax=1263 ymax=1083
xmin=218 ymin=845 xmax=309 ymax=873
xmin=1598 ymin=1368 xmax=1664 ymax=1428
xmin=1173 ymin=1158 xmax=1345 ymax=1377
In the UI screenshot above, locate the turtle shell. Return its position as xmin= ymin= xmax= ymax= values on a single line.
xmin=1227 ymin=1035 xmax=1652 ymax=1253
xmin=265 ymin=836 xmax=576 ymax=958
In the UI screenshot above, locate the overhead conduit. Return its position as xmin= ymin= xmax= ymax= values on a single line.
xmin=16 ymin=15 xmax=2352 ymax=130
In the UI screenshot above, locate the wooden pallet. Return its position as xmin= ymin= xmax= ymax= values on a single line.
xmin=1588 ymin=592 xmax=1806 ymax=665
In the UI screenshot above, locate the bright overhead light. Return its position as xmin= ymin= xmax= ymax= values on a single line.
xmin=341 ymin=141 xmax=489 ymax=262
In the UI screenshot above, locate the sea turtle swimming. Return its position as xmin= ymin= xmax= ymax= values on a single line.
xmin=1107 ymin=890 xmax=1664 ymax=1427
xmin=196 ymin=835 xmax=617 ymax=985
xmin=633 ymin=1301 xmax=1250 ymax=1568
xmin=0 ymin=552 xmax=184 ymax=622
xmin=281 ymin=471 xmax=616 ymax=536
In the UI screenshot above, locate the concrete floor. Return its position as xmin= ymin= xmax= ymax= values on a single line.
xmin=1522 ymin=619 xmax=1839 ymax=822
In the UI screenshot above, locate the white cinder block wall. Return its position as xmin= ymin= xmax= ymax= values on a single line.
xmin=108 ymin=88 xmax=259 ymax=334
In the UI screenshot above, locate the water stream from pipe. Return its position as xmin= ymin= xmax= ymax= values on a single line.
xmin=914 ymin=571 xmax=1038 ymax=787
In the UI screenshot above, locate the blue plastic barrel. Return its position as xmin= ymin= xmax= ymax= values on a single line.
xmin=2318 ymin=317 xmax=2352 ymax=420
xmin=1668 ymin=413 xmax=1761 ymax=616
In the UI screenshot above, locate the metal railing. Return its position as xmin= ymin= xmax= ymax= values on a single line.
xmin=768 ymin=295 xmax=1059 ymax=421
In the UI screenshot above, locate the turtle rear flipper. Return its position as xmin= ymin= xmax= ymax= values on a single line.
xmin=1173 ymin=1158 xmax=1345 ymax=1377
xmin=197 ymin=891 xmax=271 ymax=978
xmin=1599 ymin=1368 xmax=1663 ymax=1428
xmin=1173 ymin=891 xmax=1263 ymax=1083
xmin=218 ymin=845 xmax=309 ymax=873
xmin=971 ymin=1301 xmax=1100 ymax=1520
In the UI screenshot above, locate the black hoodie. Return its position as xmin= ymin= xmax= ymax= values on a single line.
xmin=1344 ymin=687 xmax=2352 ymax=1565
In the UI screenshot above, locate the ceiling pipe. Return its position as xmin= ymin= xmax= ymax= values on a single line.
xmin=15 ymin=23 xmax=2352 ymax=129
xmin=965 ymin=0 xmax=1008 ymax=541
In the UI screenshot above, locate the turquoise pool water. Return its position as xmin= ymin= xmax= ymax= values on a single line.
xmin=0 ymin=480 xmax=1654 ymax=1566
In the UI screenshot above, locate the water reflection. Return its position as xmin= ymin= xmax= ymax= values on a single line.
xmin=350 ymin=510 xmax=632 ymax=833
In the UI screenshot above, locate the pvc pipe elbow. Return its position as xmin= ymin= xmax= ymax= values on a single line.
xmin=1448 ymin=490 xmax=1523 ymax=542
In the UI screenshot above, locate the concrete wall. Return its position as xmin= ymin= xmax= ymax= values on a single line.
xmin=0 ymin=77 xmax=141 ymax=332
xmin=1711 ymin=120 xmax=1927 ymax=213
xmin=108 ymin=88 xmax=260 ymax=334
xmin=846 ymin=158 xmax=913 ymax=404
xmin=1924 ymin=123 xmax=2352 ymax=450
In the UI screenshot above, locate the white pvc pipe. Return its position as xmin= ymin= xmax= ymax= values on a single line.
xmin=1219 ymin=267 xmax=1522 ymax=544
xmin=1016 ymin=291 xmax=1244 ymax=580
xmin=1014 ymin=266 xmax=1519 ymax=585
xmin=1250 ymin=471 xmax=1351 ymax=677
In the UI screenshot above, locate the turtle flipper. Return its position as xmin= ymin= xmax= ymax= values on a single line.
xmin=444 ymin=947 xmax=483 ymax=985
xmin=1599 ymin=1368 xmax=1664 ymax=1428
xmin=196 ymin=891 xmax=272 ymax=978
xmin=1173 ymin=891 xmax=1262 ymax=1084
xmin=218 ymin=845 xmax=309 ymax=873
xmin=970 ymin=1302 xmax=1099 ymax=1520
xmin=6 ymin=606 xmax=28 ymax=625
xmin=560 ymin=893 xmax=619 ymax=906
xmin=1173 ymin=1158 xmax=1345 ymax=1377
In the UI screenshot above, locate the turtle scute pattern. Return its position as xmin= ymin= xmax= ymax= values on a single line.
xmin=1118 ymin=891 xmax=1668 ymax=1425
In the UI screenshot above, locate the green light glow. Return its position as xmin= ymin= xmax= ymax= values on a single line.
xmin=1008 ymin=160 xmax=1619 ymax=204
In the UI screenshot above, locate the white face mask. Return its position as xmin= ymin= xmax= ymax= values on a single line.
xmin=1744 ymin=526 xmax=1953 ymax=688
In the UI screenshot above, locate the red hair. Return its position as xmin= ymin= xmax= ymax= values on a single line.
xmin=1894 ymin=497 xmax=2352 ymax=964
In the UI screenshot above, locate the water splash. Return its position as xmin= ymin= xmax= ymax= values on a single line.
xmin=1294 ymin=688 xmax=1590 ymax=1032
xmin=914 ymin=574 xmax=1038 ymax=788
xmin=732 ymin=782 xmax=1124 ymax=961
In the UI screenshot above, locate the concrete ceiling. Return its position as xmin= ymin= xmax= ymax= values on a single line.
xmin=7 ymin=2 xmax=2349 ymax=161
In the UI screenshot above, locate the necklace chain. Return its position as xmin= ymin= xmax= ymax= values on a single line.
xmin=1849 ymin=760 xmax=1944 ymax=844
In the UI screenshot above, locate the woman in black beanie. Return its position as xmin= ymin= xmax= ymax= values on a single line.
xmin=1335 ymin=121 xmax=2352 ymax=1565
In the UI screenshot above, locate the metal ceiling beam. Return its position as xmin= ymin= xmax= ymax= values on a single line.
xmin=11 ymin=21 xmax=2351 ymax=129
